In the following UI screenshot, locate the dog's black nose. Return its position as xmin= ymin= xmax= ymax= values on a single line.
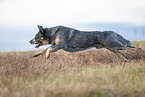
xmin=29 ymin=39 xmax=33 ymax=44
xmin=30 ymin=39 xmax=37 ymax=44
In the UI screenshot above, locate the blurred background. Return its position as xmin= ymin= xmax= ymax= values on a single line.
xmin=0 ymin=0 xmax=145 ymax=52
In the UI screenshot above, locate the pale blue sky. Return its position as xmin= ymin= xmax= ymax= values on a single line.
xmin=0 ymin=0 xmax=145 ymax=51
xmin=0 ymin=0 xmax=145 ymax=26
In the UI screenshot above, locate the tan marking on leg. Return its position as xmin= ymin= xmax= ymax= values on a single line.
xmin=46 ymin=47 xmax=59 ymax=58
xmin=54 ymin=38 xmax=59 ymax=44
xmin=46 ymin=48 xmax=51 ymax=58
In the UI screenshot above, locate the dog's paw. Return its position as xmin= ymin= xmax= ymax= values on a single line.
xmin=46 ymin=51 xmax=50 ymax=58
xmin=33 ymin=54 xmax=41 ymax=57
xmin=46 ymin=54 xmax=50 ymax=59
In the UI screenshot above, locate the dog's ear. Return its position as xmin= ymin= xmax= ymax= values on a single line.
xmin=37 ymin=25 xmax=44 ymax=33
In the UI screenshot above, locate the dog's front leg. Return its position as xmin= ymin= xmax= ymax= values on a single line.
xmin=33 ymin=48 xmax=48 ymax=57
xmin=46 ymin=45 xmax=62 ymax=58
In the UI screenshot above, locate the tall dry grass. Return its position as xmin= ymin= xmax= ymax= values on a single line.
xmin=0 ymin=41 xmax=145 ymax=97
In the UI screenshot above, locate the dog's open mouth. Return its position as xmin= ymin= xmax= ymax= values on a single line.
xmin=35 ymin=42 xmax=42 ymax=48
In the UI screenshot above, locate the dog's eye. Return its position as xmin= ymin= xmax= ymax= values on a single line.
xmin=40 ymin=37 xmax=44 ymax=40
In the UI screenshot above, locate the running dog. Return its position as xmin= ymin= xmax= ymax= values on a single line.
xmin=30 ymin=25 xmax=140 ymax=60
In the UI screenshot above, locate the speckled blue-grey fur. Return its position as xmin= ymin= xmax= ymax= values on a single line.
xmin=30 ymin=25 xmax=138 ymax=60
xmin=45 ymin=26 xmax=133 ymax=51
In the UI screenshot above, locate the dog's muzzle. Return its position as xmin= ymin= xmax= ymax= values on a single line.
xmin=30 ymin=38 xmax=37 ymax=44
xmin=30 ymin=39 xmax=41 ymax=48
xmin=30 ymin=38 xmax=49 ymax=48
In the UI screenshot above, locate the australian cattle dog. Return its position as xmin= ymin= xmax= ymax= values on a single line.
xmin=30 ymin=25 xmax=141 ymax=60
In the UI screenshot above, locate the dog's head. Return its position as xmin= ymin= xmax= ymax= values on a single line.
xmin=30 ymin=25 xmax=51 ymax=48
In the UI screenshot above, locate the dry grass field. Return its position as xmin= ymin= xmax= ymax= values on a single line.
xmin=0 ymin=41 xmax=145 ymax=97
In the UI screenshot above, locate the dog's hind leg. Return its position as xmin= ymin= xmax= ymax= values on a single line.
xmin=117 ymin=50 xmax=130 ymax=61
xmin=108 ymin=49 xmax=130 ymax=61
xmin=115 ymin=45 xmax=141 ymax=50
xmin=127 ymin=45 xmax=142 ymax=51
